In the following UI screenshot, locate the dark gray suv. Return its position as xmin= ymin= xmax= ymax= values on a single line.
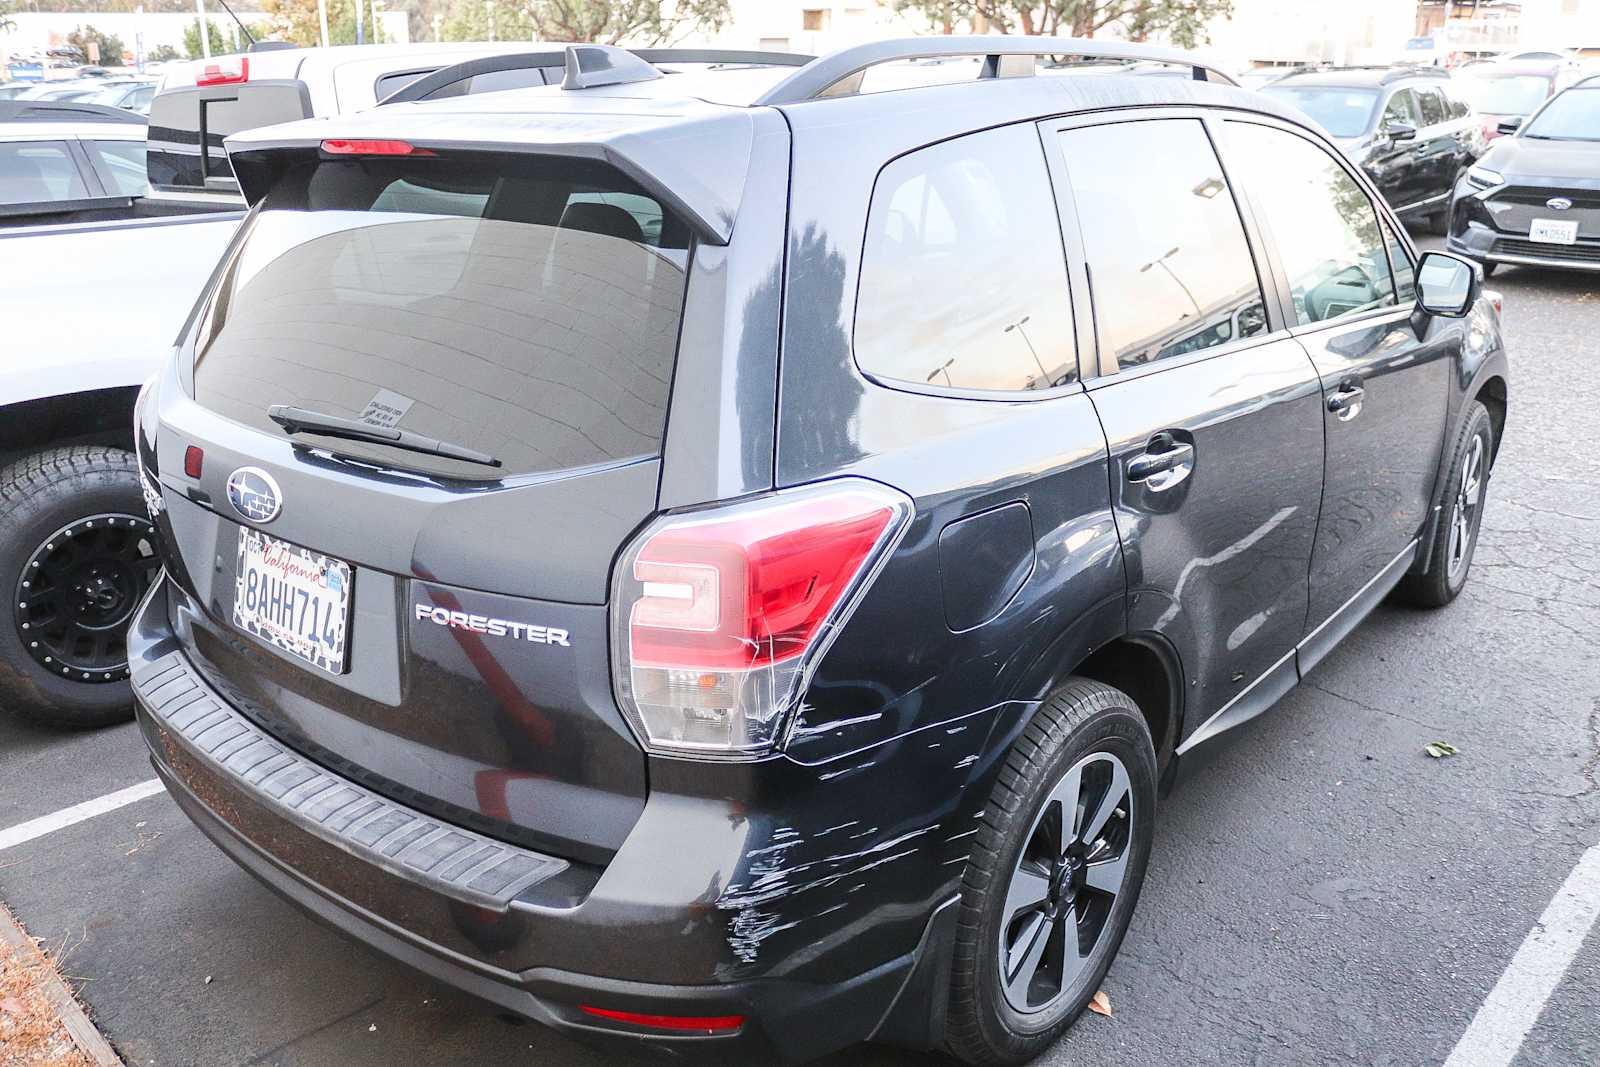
xmin=131 ymin=38 xmax=1509 ymax=1065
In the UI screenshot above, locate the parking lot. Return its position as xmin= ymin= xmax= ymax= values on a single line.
xmin=2 ymin=236 xmax=1597 ymax=1066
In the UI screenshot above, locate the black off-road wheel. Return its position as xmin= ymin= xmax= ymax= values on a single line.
xmin=945 ymin=679 xmax=1157 ymax=1067
xmin=0 ymin=447 xmax=159 ymax=729
xmin=1396 ymin=400 xmax=1494 ymax=609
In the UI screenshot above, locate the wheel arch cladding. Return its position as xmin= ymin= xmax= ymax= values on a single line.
xmin=1477 ymin=373 xmax=1508 ymax=466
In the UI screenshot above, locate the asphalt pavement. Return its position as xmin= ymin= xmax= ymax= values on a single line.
xmin=2 ymin=241 xmax=1597 ymax=1067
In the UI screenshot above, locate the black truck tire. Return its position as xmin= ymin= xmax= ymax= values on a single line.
xmin=0 ymin=446 xmax=158 ymax=729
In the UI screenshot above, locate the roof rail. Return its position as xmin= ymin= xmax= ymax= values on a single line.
xmin=377 ymin=46 xmax=814 ymax=106
xmin=753 ymin=35 xmax=1238 ymax=105
xmin=0 ymin=100 xmax=146 ymax=125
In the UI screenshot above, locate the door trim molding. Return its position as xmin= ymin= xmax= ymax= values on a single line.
xmin=1298 ymin=539 xmax=1420 ymax=675
xmin=1175 ymin=538 xmax=1419 ymax=757
xmin=1175 ymin=646 xmax=1297 ymax=756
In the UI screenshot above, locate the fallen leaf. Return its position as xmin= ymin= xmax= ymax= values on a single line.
xmin=1088 ymin=990 xmax=1112 ymax=1017
xmin=0 ymin=996 xmax=25 ymax=1015
xmin=1425 ymin=741 xmax=1461 ymax=759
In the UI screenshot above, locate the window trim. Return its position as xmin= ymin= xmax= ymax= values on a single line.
xmin=79 ymin=137 xmax=147 ymax=199
xmin=848 ymin=119 xmax=1087 ymax=404
xmin=1217 ymin=113 xmax=1421 ymax=341
xmin=1039 ymin=107 xmax=1286 ymax=386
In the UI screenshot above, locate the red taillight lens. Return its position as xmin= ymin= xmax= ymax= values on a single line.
xmin=611 ymin=480 xmax=912 ymax=758
xmin=320 ymin=139 xmax=434 ymax=157
xmin=195 ymin=56 xmax=247 ymax=86
xmin=579 ymin=1006 xmax=744 ymax=1033
xmin=183 ymin=445 xmax=203 ymax=479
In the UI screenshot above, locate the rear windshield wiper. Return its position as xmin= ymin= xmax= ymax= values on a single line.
xmin=267 ymin=405 xmax=502 ymax=468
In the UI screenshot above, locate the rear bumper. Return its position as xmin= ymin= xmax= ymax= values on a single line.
xmin=130 ymin=577 xmax=957 ymax=1060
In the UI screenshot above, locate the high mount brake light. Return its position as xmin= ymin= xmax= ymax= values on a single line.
xmin=320 ymin=139 xmax=435 ymax=157
xmin=611 ymin=480 xmax=913 ymax=759
xmin=195 ymin=57 xmax=248 ymax=86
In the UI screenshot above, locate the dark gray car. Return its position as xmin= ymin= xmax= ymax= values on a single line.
xmin=130 ymin=38 xmax=1509 ymax=1065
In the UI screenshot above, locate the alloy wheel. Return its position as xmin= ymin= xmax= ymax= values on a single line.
xmin=14 ymin=513 xmax=159 ymax=682
xmin=1447 ymin=434 xmax=1485 ymax=579
xmin=998 ymin=750 xmax=1135 ymax=1014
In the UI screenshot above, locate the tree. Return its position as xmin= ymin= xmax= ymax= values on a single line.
xmin=261 ymin=0 xmax=394 ymax=46
xmin=431 ymin=0 xmax=729 ymax=45
xmin=149 ymin=43 xmax=182 ymax=62
xmin=183 ymin=17 xmax=230 ymax=56
xmin=0 ymin=0 xmax=16 ymax=35
xmin=894 ymin=0 xmax=1232 ymax=48
xmin=67 ymin=24 xmax=128 ymax=65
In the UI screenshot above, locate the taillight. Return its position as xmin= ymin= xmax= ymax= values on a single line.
xmin=320 ymin=139 xmax=434 ymax=157
xmin=611 ymin=479 xmax=912 ymax=759
xmin=195 ymin=56 xmax=247 ymax=86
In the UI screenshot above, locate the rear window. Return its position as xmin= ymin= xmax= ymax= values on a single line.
xmin=147 ymin=83 xmax=311 ymax=192
xmin=191 ymin=151 xmax=689 ymax=480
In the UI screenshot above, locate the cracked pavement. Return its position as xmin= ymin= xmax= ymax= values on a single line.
xmin=0 ymin=238 xmax=1596 ymax=1066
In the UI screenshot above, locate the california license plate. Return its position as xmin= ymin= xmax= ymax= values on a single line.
xmin=233 ymin=528 xmax=352 ymax=674
xmin=1529 ymin=218 xmax=1579 ymax=245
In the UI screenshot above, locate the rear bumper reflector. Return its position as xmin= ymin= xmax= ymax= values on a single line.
xmin=580 ymin=1006 xmax=745 ymax=1033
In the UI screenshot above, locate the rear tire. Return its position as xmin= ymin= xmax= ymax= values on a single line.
xmin=945 ymin=679 xmax=1156 ymax=1067
xmin=0 ymin=447 xmax=158 ymax=729
xmin=1395 ymin=401 xmax=1493 ymax=609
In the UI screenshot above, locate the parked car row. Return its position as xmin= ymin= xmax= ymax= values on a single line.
xmin=1448 ymin=74 xmax=1600 ymax=274
xmin=1263 ymin=65 xmax=1482 ymax=231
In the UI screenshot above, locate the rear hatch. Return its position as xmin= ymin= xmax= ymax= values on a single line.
xmin=153 ymin=140 xmax=699 ymax=864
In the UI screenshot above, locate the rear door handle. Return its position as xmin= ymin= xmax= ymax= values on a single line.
xmin=1327 ymin=383 xmax=1366 ymax=421
xmin=1127 ymin=438 xmax=1195 ymax=492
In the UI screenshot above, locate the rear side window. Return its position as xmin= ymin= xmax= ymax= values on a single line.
xmin=191 ymin=152 xmax=689 ymax=480
xmin=420 ymin=66 xmax=552 ymax=100
xmin=147 ymin=84 xmax=310 ymax=191
xmin=854 ymin=123 xmax=1077 ymax=393
xmin=0 ymin=141 xmax=87 ymax=205
xmin=1056 ymin=118 xmax=1267 ymax=372
xmin=86 ymin=139 xmax=148 ymax=196
xmin=1226 ymin=123 xmax=1397 ymax=325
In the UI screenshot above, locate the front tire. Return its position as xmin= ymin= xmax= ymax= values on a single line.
xmin=945 ymin=679 xmax=1157 ymax=1066
xmin=1396 ymin=400 xmax=1493 ymax=608
xmin=0 ymin=447 xmax=159 ymax=729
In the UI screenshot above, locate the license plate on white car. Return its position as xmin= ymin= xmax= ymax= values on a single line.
xmin=1529 ymin=218 xmax=1579 ymax=245
xmin=233 ymin=528 xmax=352 ymax=674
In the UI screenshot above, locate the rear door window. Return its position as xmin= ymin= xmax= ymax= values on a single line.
xmin=0 ymin=141 xmax=88 ymax=204
xmin=1226 ymin=122 xmax=1398 ymax=324
xmin=1055 ymin=118 xmax=1267 ymax=373
xmin=854 ymin=122 xmax=1077 ymax=393
xmin=191 ymin=151 xmax=688 ymax=480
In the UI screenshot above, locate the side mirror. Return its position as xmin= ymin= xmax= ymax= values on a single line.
xmin=1497 ymin=116 xmax=1524 ymax=135
xmin=1385 ymin=122 xmax=1418 ymax=141
xmin=1417 ymin=251 xmax=1479 ymax=317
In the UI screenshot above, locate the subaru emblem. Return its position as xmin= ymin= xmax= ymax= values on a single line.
xmin=1546 ymin=197 xmax=1573 ymax=211
xmin=226 ymin=466 xmax=283 ymax=524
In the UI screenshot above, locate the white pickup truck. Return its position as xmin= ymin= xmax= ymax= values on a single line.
xmin=0 ymin=41 xmax=570 ymax=726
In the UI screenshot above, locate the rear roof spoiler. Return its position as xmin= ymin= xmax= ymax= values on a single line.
xmin=225 ymin=100 xmax=759 ymax=244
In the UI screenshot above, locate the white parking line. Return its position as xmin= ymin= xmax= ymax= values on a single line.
xmin=0 ymin=779 xmax=167 ymax=852
xmin=1443 ymin=842 xmax=1600 ymax=1067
